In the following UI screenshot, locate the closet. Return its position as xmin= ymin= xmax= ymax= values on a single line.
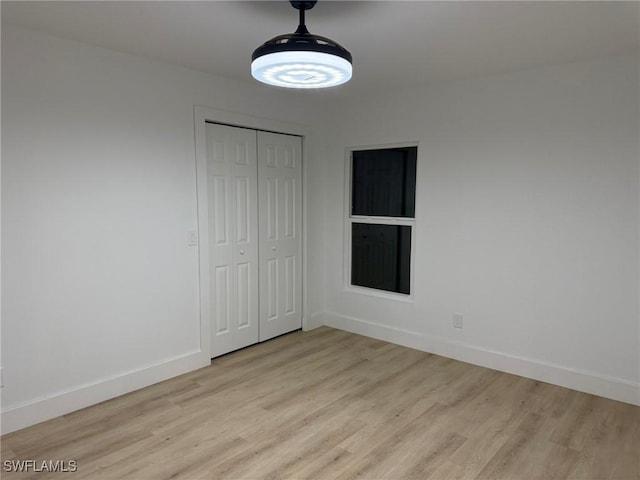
xmin=206 ymin=122 xmax=302 ymax=357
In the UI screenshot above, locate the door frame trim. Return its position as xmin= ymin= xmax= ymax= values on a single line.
xmin=194 ymin=106 xmax=310 ymax=359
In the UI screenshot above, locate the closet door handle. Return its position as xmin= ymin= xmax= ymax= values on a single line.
xmin=272 ymin=246 xmax=276 ymax=251
xmin=240 ymin=249 xmax=245 ymax=255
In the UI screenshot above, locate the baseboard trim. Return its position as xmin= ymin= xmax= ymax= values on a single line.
xmin=324 ymin=311 xmax=640 ymax=406
xmin=304 ymin=311 xmax=325 ymax=331
xmin=1 ymin=351 xmax=209 ymax=435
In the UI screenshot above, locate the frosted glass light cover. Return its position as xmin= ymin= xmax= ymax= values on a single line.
xmin=251 ymin=51 xmax=352 ymax=89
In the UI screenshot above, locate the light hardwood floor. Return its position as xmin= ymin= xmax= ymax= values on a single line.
xmin=2 ymin=327 xmax=639 ymax=479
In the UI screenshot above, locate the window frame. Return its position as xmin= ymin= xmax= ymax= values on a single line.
xmin=343 ymin=143 xmax=418 ymax=302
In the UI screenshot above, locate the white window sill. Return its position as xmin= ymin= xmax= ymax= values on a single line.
xmin=344 ymin=284 xmax=414 ymax=303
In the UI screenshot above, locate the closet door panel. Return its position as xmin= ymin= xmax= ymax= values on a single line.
xmin=258 ymin=131 xmax=302 ymax=341
xmin=207 ymin=123 xmax=259 ymax=357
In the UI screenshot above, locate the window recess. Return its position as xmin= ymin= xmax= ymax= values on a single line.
xmin=347 ymin=146 xmax=417 ymax=296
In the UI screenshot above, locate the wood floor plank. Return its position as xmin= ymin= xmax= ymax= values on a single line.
xmin=284 ymin=447 xmax=355 ymax=479
xmin=567 ymin=400 xmax=640 ymax=480
xmin=610 ymin=418 xmax=640 ymax=480
xmin=549 ymin=393 xmax=609 ymax=451
xmin=2 ymin=326 xmax=638 ymax=480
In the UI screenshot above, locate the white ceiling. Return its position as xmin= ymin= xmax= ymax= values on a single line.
xmin=3 ymin=1 xmax=639 ymax=98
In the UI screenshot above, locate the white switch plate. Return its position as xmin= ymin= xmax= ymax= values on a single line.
xmin=453 ymin=314 xmax=464 ymax=329
xmin=187 ymin=230 xmax=198 ymax=246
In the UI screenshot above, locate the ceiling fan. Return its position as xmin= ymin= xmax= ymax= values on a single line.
xmin=251 ymin=1 xmax=353 ymax=89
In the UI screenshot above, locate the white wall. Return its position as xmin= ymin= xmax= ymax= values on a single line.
xmin=2 ymin=22 xmax=637 ymax=436
xmin=1 ymin=25 xmax=329 ymax=433
xmin=321 ymin=55 xmax=640 ymax=404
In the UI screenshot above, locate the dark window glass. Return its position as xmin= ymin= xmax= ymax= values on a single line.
xmin=352 ymin=147 xmax=416 ymax=217
xmin=351 ymin=223 xmax=411 ymax=295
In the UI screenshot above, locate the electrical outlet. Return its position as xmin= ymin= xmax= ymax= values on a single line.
xmin=453 ymin=314 xmax=464 ymax=329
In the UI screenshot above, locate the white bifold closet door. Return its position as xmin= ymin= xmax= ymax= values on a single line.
xmin=207 ymin=124 xmax=260 ymax=357
xmin=257 ymin=131 xmax=303 ymax=342
xmin=206 ymin=123 xmax=302 ymax=358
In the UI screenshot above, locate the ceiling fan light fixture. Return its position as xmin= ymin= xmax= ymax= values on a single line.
xmin=252 ymin=51 xmax=351 ymax=89
xmin=251 ymin=1 xmax=352 ymax=89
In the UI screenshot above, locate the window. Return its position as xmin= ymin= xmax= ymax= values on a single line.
xmin=347 ymin=146 xmax=417 ymax=296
